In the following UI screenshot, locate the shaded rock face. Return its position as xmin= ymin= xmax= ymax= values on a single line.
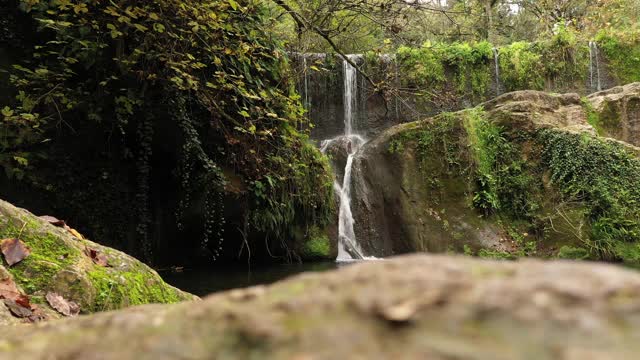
xmin=351 ymin=122 xmax=505 ymax=256
xmin=589 ymin=82 xmax=640 ymax=146
xmin=3 ymin=254 xmax=640 ymax=359
xmin=350 ymin=90 xmax=602 ymax=257
xmin=0 ymin=199 xmax=195 ymax=325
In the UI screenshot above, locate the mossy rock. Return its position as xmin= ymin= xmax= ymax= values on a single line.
xmin=0 ymin=199 xmax=196 ymax=323
xmin=353 ymin=89 xmax=640 ymax=263
xmin=588 ymin=83 xmax=640 ymax=146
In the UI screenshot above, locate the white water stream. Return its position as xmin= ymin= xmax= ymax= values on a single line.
xmin=589 ymin=41 xmax=602 ymax=92
xmin=493 ymin=47 xmax=502 ymax=96
xmin=320 ymin=55 xmax=375 ymax=261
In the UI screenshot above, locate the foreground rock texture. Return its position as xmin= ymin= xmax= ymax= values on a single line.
xmin=2 ymin=255 xmax=640 ymax=359
xmin=350 ymin=88 xmax=640 ymax=260
xmin=0 ymin=199 xmax=195 ymax=325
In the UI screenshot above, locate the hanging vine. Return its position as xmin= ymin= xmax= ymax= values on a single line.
xmin=2 ymin=0 xmax=335 ymax=262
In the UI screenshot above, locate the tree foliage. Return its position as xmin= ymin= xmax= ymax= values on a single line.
xmin=1 ymin=0 xmax=334 ymax=262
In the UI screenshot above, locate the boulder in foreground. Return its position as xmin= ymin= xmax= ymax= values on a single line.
xmin=2 ymin=254 xmax=640 ymax=359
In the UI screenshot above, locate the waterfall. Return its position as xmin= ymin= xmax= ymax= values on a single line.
xmin=493 ymin=47 xmax=502 ymax=96
xmin=319 ymin=55 xmax=374 ymax=261
xmin=303 ymin=56 xmax=310 ymax=110
xmin=343 ymin=56 xmax=358 ymax=136
xmin=589 ymin=42 xmax=602 ymax=92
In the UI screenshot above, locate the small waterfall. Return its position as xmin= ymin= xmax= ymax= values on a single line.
xmin=319 ymin=55 xmax=374 ymax=261
xmin=589 ymin=42 xmax=602 ymax=92
xmin=493 ymin=47 xmax=502 ymax=96
xmin=303 ymin=56 xmax=310 ymax=110
xmin=343 ymin=56 xmax=358 ymax=135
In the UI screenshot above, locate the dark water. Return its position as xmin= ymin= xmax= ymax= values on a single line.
xmin=161 ymin=262 xmax=339 ymax=296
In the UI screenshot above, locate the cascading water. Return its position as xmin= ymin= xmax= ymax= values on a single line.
xmin=589 ymin=41 xmax=602 ymax=92
xmin=493 ymin=47 xmax=502 ymax=96
xmin=319 ymin=55 xmax=373 ymax=261
xmin=303 ymin=56 xmax=310 ymax=110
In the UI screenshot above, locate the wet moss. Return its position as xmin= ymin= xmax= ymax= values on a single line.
xmin=301 ymin=227 xmax=331 ymax=259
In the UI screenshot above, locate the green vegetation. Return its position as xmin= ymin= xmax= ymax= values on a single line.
xmin=540 ymin=130 xmax=640 ymax=262
xmin=596 ymin=29 xmax=640 ymax=84
xmin=301 ymin=227 xmax=331 ymax=259
xmin=396 ymin=41 xmax=493 ymax=100
xmin=390 ymin=105 xmax=640 ymax=264
xmin=0 ymin=204 xmax=190 ymax=312
xmin=463 ymin=108 xmax=538 ymax=218
xmin=1 ymin=0 xmax=334 ymax=263
xmin=87 ymin=263 xmax=182 ymax=312
xmin=557 ymin=246 xmax=590 ymax=260
xmin=0 ymin=219 xmax=80 ymax=295
xmin=394 ymin=26 xmax=590 ymax=103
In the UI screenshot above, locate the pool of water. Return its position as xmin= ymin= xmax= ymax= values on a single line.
xmin=160 ymin=262 xmax=339 ymax=296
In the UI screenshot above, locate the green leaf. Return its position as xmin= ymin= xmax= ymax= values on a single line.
xmin=133 ymin=24 xmax=148 ymax=32
xmin=239 ymin=110 xmax=250 ymax=118
xmin=1 ymin=107 xmax=14 ymax=117
xmin=13 ymin=156 xmax=28 ymax=167
xmin=228 ymin=0 xmax=238 ymax=10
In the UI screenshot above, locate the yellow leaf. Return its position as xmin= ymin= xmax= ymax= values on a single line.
xmin=67 ymin=228 xmax=84 ymax=240
xmin=73 ymin=3 xmax=88 ymax=14
xmin=133 ymin=24 xmax=148 ymax=32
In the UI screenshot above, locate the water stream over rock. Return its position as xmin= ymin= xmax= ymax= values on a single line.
xmin=493 ymin=47 xmax=502 ymax=96
xmin=589 ymin=41 xmax=602 ymax=92
xmin=320 ymin=55 xmax=376 ymax=261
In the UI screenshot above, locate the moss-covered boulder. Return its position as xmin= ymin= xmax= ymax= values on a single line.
xmin=0 ymin=199 xmax=195 ymax=325
xmin=588 ymin=82 xmax=640 ymax=145
xmin=2 ymin=254 xmax=640 ymax=359
xmin=352 ymin=89 xmax=640 ymax=262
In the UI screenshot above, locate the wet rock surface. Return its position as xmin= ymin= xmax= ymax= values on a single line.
xmin=1 ymin=254 xmax=640 ymax=359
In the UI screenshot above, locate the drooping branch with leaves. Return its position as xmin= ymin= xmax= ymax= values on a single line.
xmin=1 ymin=0 xmax=334 ymax=262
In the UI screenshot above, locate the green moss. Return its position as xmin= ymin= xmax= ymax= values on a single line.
xmin=301 ymin=227 xmax=331 ymax=259
xmin=557 ymin=246 xmax=591 ymax=260
xmin=0 ymin=218 xmax=80 ymax=294
xmin=88 ymin=263 xmax=182 ymax=312
xmin=478 ymin=249 xmax=516 ymax=260
xmin=581 ymin=97 xmax=603 ymax=133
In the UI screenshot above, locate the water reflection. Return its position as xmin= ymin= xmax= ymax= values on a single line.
xmin=161 ymin=262 xmax=341 ymax=296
